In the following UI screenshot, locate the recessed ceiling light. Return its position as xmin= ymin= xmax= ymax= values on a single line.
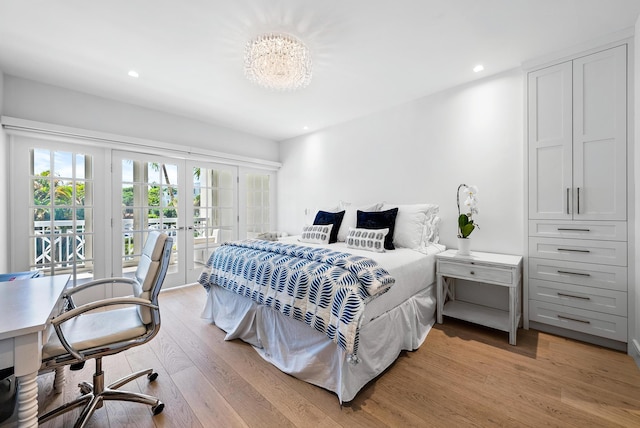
xmin=128 ymin=70 xmax=139 ymax=78
xmin=303 ymin=126 xmax=309 ymax=130
xmin=473 ymin=65 xmax=484 ymax=73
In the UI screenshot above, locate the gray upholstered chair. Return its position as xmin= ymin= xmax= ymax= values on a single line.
xmin=38 ymin=231 xmax=173 ymax=427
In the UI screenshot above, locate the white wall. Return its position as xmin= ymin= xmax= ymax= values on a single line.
xmin=278 ymin=69 xmax=524 ymax=254
xmin=2 ymin=75 xmax=279 ymax=162
xmin=0 ymin=71 xmax=7 ymax=271
xmin=633 ymin=14 xmax=640 ymax=364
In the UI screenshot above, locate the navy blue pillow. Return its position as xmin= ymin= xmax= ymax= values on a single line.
xmin=356 ymin=208 xmax=399 ymax=250
xmin=313 ymin=210 xmax=345 ymax=244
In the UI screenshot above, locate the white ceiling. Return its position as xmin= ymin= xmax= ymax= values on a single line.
xmin=0 ymin=1 xmax=639 ymax=142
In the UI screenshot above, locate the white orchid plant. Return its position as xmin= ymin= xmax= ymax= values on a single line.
xmin=457 ymin=184 xmax=479 ymax=239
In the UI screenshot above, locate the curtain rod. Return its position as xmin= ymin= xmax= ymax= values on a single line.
xmin=1 ymin=116 xmax=281 ymax=171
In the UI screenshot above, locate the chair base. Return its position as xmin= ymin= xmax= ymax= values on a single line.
xmin=39 ymin=358 xmax=164 ymax=428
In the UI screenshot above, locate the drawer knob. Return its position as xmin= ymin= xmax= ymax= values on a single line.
xmin=469 ymin=271 xmax=475 ymax=275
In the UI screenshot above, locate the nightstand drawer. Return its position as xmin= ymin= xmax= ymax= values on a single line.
xmin=438 ymin=261 xmax=514 ymax=285
xmin=528 ymin=237 xmax=627 ymax=266
xmin=529 ymin=279 xmax=627 ymax=316
xmin=529 ymin=300 xmax=627 ymax=341
xmin=528 ymin=258 xmax=627 ymax=291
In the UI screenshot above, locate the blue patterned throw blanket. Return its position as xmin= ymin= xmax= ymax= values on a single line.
xmin=198 ymin=239 xmax=395 ymax=360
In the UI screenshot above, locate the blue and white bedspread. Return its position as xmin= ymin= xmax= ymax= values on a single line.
xmin=198 ymin=239 xmax=395 ymax=360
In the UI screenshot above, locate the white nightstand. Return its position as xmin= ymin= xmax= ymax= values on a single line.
xmin=436 ymin=249 xmax=523 ymax=345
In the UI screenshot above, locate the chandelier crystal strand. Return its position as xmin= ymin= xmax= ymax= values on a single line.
xmin=244 ymin=33 xmax=312 ymax=91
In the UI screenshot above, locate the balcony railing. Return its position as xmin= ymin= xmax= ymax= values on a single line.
xmin=32 ymin=218 xmax=214 ymax=268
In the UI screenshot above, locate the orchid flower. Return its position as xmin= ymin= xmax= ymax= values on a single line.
xmin=457 ymin=184 xmax=479 ymax=238
xmin=463 ymin=185 xmax=479 ymax=215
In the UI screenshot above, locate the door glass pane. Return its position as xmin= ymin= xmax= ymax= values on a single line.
xmin=29 ymin=148 xmax=94 ymax=282
xmin=120 ymin=159 xmax=179 ymax=277
xmin=191 ymin=166 xmax=235 ymax=270
xmin=245 ymin=172 xmax=271 ymax=238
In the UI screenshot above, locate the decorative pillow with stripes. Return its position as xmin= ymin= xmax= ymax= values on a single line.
xmin=345 ymin=227 xmax=388 ymax=253
xmin=299 ymin=224 xmax=333 ymax=245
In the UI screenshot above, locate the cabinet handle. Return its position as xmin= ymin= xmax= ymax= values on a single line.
xmin=557 ymin=228 xmax=591 ymax=232
xmin=566 ymin=188 xmax=570 ymax=214
xmin=557 ymin=314 xmax=591 ymax=324
xmin=577 ymin=187 xmax=581 ymax=214
xmin=557 ymin=292 xmax=591 ymax=300
xmin=557 ymin=248 xmax=590 ymax=253
xmin=557 ymin=270 xmax=591 ymax=277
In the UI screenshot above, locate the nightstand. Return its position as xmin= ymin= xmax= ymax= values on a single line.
xmin=436 ymin=249 xmax=523 ymax=345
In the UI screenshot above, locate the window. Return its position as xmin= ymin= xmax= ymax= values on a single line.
xmin=245 ymin=172 xmax=271 ymax=238
xmin=9 ymin=126 xmax=278 ymax=290
xmin=28 ymin=147 xmax=97 ymax=282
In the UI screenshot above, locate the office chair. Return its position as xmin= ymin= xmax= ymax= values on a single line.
xmin=38 ymin=231 xmax=173 ymax=427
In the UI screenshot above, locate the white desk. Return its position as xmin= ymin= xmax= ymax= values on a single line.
xmin=0 ymin=275 xmax=69 ymax=427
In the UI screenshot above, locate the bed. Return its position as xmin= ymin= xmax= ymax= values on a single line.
xmin=198 ymin=203 xmax=443 ymax=402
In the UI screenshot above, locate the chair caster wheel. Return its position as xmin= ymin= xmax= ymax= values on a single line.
xmin=70 ymin=362 xmax=85 ymax=371
xmin=147 ymin=372 xmax=158 ymax=382
xmin=78 ymin=382 xmax=92 ymax=394
xmin=152 ymin=402 xmax=164 ymax=415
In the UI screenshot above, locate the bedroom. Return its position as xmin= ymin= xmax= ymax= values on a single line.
xmin=1 ymin=1 xmax=640 ymax=426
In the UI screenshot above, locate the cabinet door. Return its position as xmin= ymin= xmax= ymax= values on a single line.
xmin=573 ymin=45 xmax=627 ymax=220
xmin=528 ymin=62 xmax=573 ymax=219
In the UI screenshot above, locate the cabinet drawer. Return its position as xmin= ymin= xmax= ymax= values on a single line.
xmin=438 ymin=261 xmax=514 ymax=285
xmin=528 ymin=220 xmax=627 ymax=241
xmin=529 ymin=300 xmax=627 ymax=341
xmin=529 ymin=279 xmax=627 ymax=316
xmin=528 ymin=258 xmax=627 ymax=291
xmin=529 ymin=237 xmax=627 ymax=266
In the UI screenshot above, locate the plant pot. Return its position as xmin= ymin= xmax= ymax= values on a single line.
xmin=457 ymin=237 xmax=471 ymax=256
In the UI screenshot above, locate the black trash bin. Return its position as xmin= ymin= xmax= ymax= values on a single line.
xmin=0 ymin=367 xmax=17 ymax=424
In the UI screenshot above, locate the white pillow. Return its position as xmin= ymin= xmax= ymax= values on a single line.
xmin=337 ymin=202 xmax=383 ymax=242
xmin=345 ymin=227 xmax=388 ymax=253
xmin=299 ymin=224 xmax=333 ymax=245
xmin=380 ymin=203 xmax=439 ymax=249
xmin=318 ymin=204 xmax=341 ymax=213
xmin=423 ymin=215 xmax=441 ymax=244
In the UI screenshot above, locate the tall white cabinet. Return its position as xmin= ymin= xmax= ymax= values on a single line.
xmin=526 ymin=44 xmax=629 ymax=350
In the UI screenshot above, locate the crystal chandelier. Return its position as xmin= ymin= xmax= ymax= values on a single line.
xmin=244 ymin=33 xmax=312 ymax=91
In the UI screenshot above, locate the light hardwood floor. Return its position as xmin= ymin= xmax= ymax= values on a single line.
xmin=30 ymin=284 xmax=640 ymax=427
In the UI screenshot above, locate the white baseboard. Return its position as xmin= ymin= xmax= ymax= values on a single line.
xmin=632 ymin=340 xmax=640 ymax=370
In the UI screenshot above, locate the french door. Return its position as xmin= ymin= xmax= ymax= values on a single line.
xmin=112 ymin=151 xmax=239 ymax=290
xmin=10 ymin=137 xmax=109 ymax=302
xmin=10 ymin=137 xmax=274 ymax=297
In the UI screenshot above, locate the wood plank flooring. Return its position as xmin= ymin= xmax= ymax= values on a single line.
xmin=28 ymin=284 xmax=640 ymax=427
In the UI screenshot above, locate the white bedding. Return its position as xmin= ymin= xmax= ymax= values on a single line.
xmin=277 ymin=235 xmax=440 ymax=323
xmin=201 ymin=237 xmax=444 ymax=402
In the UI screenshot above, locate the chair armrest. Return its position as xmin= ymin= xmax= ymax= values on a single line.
xmin=50 ymin=296 xmax=157 ymax=361
xmin=64 ymin=277 xmax=137 ymax=296
xmin=63 ymin=277 xmax=138 ymax=310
